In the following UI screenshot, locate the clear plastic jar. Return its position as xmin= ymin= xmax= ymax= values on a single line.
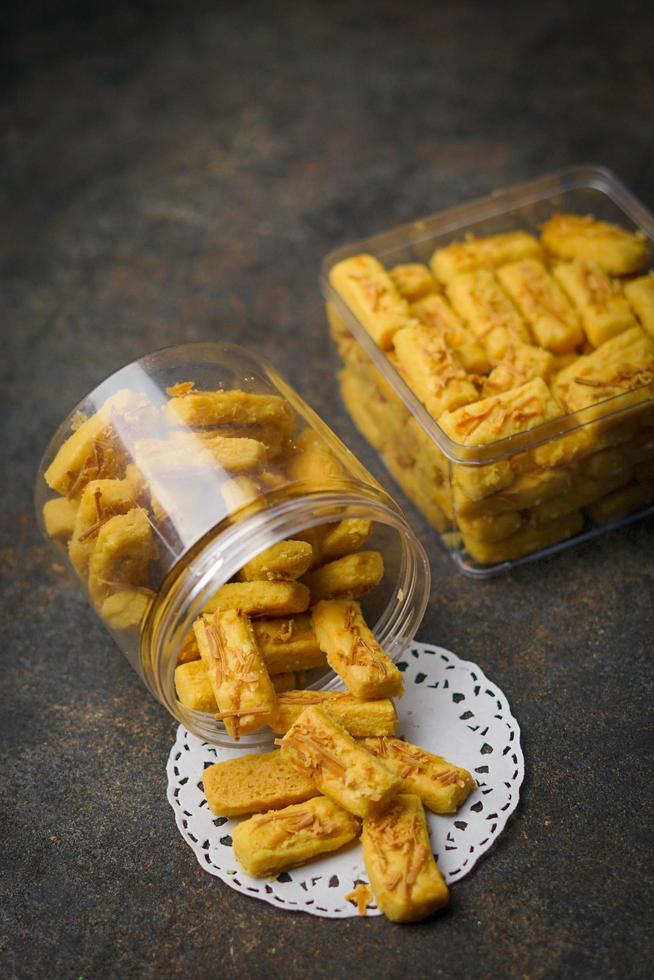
xmin=36 ymin=342 xmax=430 ymax=746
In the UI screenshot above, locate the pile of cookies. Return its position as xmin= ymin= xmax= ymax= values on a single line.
xmin=41 ymin=380 xmax=376 ymax=638
xmin=203 ymin=689 xmax=475 ymax=922
xmin=175 ymin=521 xmax=397 ymax=735
xmin=328 ymin=213 xmax=654 ymax=565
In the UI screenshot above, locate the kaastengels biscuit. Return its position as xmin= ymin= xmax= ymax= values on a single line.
xmin=586 ymin=479 xmax=654 ymax=525
xmin=482 ymin=343 xmax=555 ymax=397
xmin=392 ymin=323 xmax=478 ymax=419
xmin=430 ymin=230 xmax=542 ymax=283
xmin=381 ymin=446 xmax=453 ymax=533
xmin=176 ymin=649 xmax=302 ymax=709
xmin=457 ymin=509 xmax=523 ymax=543
xmin=194 ymin=609 xmax=277 ymax=739
xmin=286 ymin=429 xmax=346 ymax=486
xmin=87 ymin=507 xmax=154 ymax=604
xmin=175 ymin=658 xmax=219 ymax=713
xmin=270 ymin=691 xmax=398 ymax=737
xmin=453 ymin=466 xmax=572 ymax=520
xmin=203 ymin=580 xmax=310 ymax=617
xmin=497 ymin=258 xmax=583 ymax=353
xmin=203 ymin=750 xmax=319 ymax=817
xmin=462 ymin=510 xmax=583 ymax=565
xmin=134 ymin=431 xmax=267 ymax=478
xmin=312 ymin=600 xmax=404 ymax=699
xmin=100 ymin=589 xmax=152 ymax=632
xmin=252 ymin=614 xmax=326 ymax=673
xmin=446 ymin=268 xmax=532 ymax=363
xmin=43 ymin=496 xmax=79 ymax=542
xmin=361 ymin=793 xmax=449 ymax=922
xmin=541 ymin=213 xmax=648 ymax=275
xmin=530 ymin=470 xmax=632 ymax=524
xmin=280 ymin=704 xmax=403 ymax=818
xmin=68 ymin=475 xmax=142 ymax=575
xmin=339 ymin=366 xmax=387 ymax=451
xmin=440 ymin=378 xmax=563 ymax=500
xmin=44 ymin=389 xmax=156 ymax=497
xmin=238 ymin=540 xmax=313 ymax=582
xmin=625 ymin=272 xmax=654 ymax=338
xmin=440 ymin=377 xmax=562 ymax=447
xmin=410 ymin=293 xmax=490 ymax=375
xmin=301 ymin=551 xmax=384 ymax=603
xmin=553 ymin=327 xmax=654 ymax=416
xmin=306 ymin=518 xmax=373 ymax=567
xmin=552 ymin=260 xmax=638 ymax=347
xmin=164 ymin=387 xmax=295 ymax=436
xmin=359 ymin=738 xmax=476 ymax=814
xmin=232 ymin=796 xmax=360 ymax=878
xmin=196 ymin=421 xmax=289 ymax=459
xmin=389 ymin=263 xmax=440 ymax=302
xmin=329 ymin=253 xmax=417 ymax=349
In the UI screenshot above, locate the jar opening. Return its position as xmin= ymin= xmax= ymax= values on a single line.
xmin=143 ymin=489 xmax=430 ymax=747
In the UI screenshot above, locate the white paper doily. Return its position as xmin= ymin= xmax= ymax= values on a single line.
xmin=166 ymin=642 xmax=524 ymax=918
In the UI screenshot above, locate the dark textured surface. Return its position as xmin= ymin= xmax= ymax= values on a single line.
xmin=2 ymin=1 xmax=654 ymax=977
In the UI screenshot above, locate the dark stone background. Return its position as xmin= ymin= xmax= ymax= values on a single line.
xmin=2 ymin=1 xmax=653 ymax=977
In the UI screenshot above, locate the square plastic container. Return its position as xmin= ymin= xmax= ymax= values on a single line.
xmin=320 ymin=165 xmax=654 ymax=576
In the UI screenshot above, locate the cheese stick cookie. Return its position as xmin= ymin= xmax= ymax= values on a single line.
xmin=203 ymin=751 xmax=319 ymax=817
xmin=393 ymin=323 xmax=478 ymax=418
xmin=389 ymin=263 xmax=440 ymax=302
xmin=286 ymin=429 xmax=345 ymax=486
xmin=299 ymin=519 xmax=373 ymax=569
xmin=271 ymin=691 xmax=398 ymax=737
xmin=196 ymin=422 xmax=289 ymax=459
xmin=552 ymin=260 xmax=637 ymax=347
xmin=531 ymin=470 xmax=631 ymax=524
xmin=446 ymin=268 xmax=532 ymax=363
xmin=497 ymin=258 xmax=583 ymax=353
xmin=339 ymin=366 xmax=387 ymax=451
xmin=194 ymin=609 xmax=277 ymax=739
xmin=312 ymin=600 xmax=404 ymax=699
xmin=586 ymin=480 xmax=654 ymax=525
xmin=430 ymin=230 xmax=542 ymax=283
xmin=280 ymin=704 xmax=403 ymax=818
xmin=541 ymin=213 xmax=648 ymax=275
xmin=68 ymin=474 xmax=143 ymax=575
xmin=625 ymin=272 xmax=654 ymax=338
xmin=176 ymin=647 xmax=301 ymax=706
xmin=232 ymin=796 xmax=360 ymax=878
xmin=301 ymin=551 xmax=384 ymax=603
xmin=453 ymin=466 xmax=572 ymax=519
xmin=44 ymin=389 xmax=156 ymax=497
xmin=329 ymin=253 xmax=417 ymax=349
xmin=462 ymin=510 xmax=583 ymax=565
xmin=87 ymin=508 xmax=153 ymax=604
xmin=42 ymin=496 xmax=79 ymax=542
xmin=359 ymin=738 xmax=476 ymax=814
xmin=203 ymin=580 xmax=310 ymax=617
xmin=175 ymin=658 xmax=219 ymax=713
xmin=100 ymin=589 xmax=152 ymax=632
xmin=238 ymin=540 xmax=313 ymax=582
xmin=165 ymin=388 xmax=295 ymax=437
xmin=252 ymin=614 xmax=326 ymax=673
xmin=362 ymin=794 xmax=449 ymax=922
xmin=410 ymin=293 xmax=490 ymax=375
xmin=482 ymin=343 xmax=555 ymax=397
xmin=553 ymin=327 xmax=654 ymax=415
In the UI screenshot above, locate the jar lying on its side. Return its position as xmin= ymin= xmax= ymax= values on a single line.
xmin=36 ymin=343 xmax=430 ymax=746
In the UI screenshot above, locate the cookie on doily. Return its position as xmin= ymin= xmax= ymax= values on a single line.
xmin=167 ymin=643 xmax=524 ymax=918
